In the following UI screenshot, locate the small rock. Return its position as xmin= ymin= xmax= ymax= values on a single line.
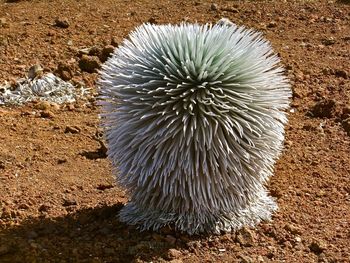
xmin=64 ymin=125 xmax=81 ymax=134
xmin=256 ymin=255 xmax=265 ymax=262
xmin=0 ymin=17 xmax=9 ymax=28
xmin=295 ymin=236 xmax=302 ymax=243
xmin=284 ymin=223 xmax=301 ymax=235
xmin=309 ymin=239 xmax=327 ymax=254
xmin=62 ymin=197 xmax=77 ymax=207
xmin=335 ymin=69 xmax=348 ymax=79
xmin=28 ymin=64 xmax=43 ymax=79
xmin=38 ymin=204 xmax=50 ymax=212
xmin=236 ymin=227 xmax=255 ymax=247
xmin=55 ymin=62 xmax=74 ymax=81
xmin=222 ymin=7 xmax=238 ymax=13
xmin=54 ymin=17 xmax=70 ymax=28
xmin=148 ymin=17 xmax=157 ymax=24
xmin=79 ymin=55 xmax=101 ymax=73
xmin=167 ymin=248 xmax=182 ymax=259
xmin=310 ymin=99 xmax=336 ymax=118
xmin=267 ymin=21 xmax=277 ymax=28
xmin=35 ymin=101 xmax=51 ymax=110
xmin=65 ymin=104 xmax=75 ymax=111
xmin=210 ymin=3 xmax=218 ymax=11
xmin=321 ymin=37 xmax=336 ymax=46
xmin=40 ymin=110 xmax=55 ymax=119
xmin=186 ymin=240 xmax=201 ymax=251
xmin=217 ymin=18 xmax=234 ymax=27
xmin=88 ymin=46 xmax=102 ymax=57
xmin=50 ymin=102 xmax=60 ymax=111
xmin=165 ymin=235 xmax=177 ymax=245
xmin=342 ymin=118 xmax=350 ymax=135
xmin=342 ymin=106 xmax=350 ymax=120
xmin=18 ymin=203 xmax=30 ymax=210
xmin=57 ymin=158 xmax=67 ymax=164
xmin=111 ymin=36 xmax=119 ymax=47
xmin=100 ymin=45 xmax=115 ymax=62
xmin=0 ymin=36 xmax=9 ymax=46
xmin=96 ymin=184 xmax=114 ymax=191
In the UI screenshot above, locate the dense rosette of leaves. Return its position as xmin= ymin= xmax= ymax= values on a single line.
xmin=99 ymin=23 xmax=291 ymax=235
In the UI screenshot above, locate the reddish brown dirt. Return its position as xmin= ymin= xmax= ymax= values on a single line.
xmin=1 ymin=0 xmax=350 ymax=262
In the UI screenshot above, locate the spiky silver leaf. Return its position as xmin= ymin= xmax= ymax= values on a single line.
xmin=98 ymin=22 xmax=291 ymax=235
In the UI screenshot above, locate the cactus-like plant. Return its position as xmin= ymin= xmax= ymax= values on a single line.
xmin=98 ymin=22 xmax=291 ymax=235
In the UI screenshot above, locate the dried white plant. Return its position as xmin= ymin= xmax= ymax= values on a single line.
xmin=0 ymin=73 xmax=88 ymax=105
xmin=99 ymin=22 xmax=291 ymax=235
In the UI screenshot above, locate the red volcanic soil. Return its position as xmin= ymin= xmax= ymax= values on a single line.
xmin=0 ymin=0 xmax=349 ymax=262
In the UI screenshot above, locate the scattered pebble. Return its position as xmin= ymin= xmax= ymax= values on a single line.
xmin=54 ymin=17 xmax=70 ymax=28
xmin=57 ymin=158 xmax=68 ymax=164
xmin=38 ymin=203 xmax=50 ymax=212
xmin=100 ymin=45 xmax=115 ymax=62
xmin=62 ymin=197 xmax=77 ymax=207
xmin=55 ymin=62 xmax=75 ymax=81
xmin=321 ymin=37 xmax=336 ymax=46
xmin=35 ymin=101 xmax=51 ymax=110
xmin=88 ymin=46 xmax=102 ymax=57
xmin=28 ymin=64 xmax=43 ymax=79
xmin=342 ymin=118 xmax=350 ymax=135
xmin=310 ymin=99 xmax=336 ymax=118
xmin=284 ymin=223 xmax=301 ymax=235
xmin=96 ymin=184 xmax=114 ymax=191
xmin=236 ymin=227 xmax=255 ymax=247
xmin=0 ymin=17 xmax=9 ymax=28
xmin=148 ymin=17 xmax=157 ymax=24
xmin=335 ymin=69 xmax=348 ymax=79
xmin=64 ymin=125 xmax=81 ymax=134
xmin=40 ymin=110 xmax=55 ymax=119
xmin=342 ymin=106 xmax=350 ymax=120
xmin=111 ymin=36 xmax=119 ymax=47
xmin=79 ymin=55 xmax=101 ymax=73
xmin=267 ymin=21 xmax=277 ymax=28
xmin=210 ymin=3 xmax=218 ymax=11
xmin=18 ymin=203 xmax=30 ymax=210
xmin=309 ymin=239 xmax=327 ymax=254
xmin=222 ymin=7 xmax=238 ymax=13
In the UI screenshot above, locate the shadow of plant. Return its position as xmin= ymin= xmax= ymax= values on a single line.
xmin=0 ymin=203 xmax=196 ymax=263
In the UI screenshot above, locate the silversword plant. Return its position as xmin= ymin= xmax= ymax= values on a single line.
xmin=99 ymin=22 xmax=291 ymax=235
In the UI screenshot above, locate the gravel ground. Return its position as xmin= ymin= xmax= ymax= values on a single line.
xmin=0 ymin=0 xmax=349 ymax=262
